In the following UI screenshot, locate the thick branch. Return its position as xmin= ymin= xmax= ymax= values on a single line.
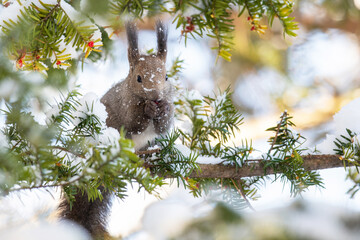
xmin=187 ymin=154 xmax=344 ymax=179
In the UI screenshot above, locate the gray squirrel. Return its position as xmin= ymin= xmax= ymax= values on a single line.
xmin=101 ymin=21 xmax=173 ymax=151
xmin=58 ymin=21 xmax=173 ymax=239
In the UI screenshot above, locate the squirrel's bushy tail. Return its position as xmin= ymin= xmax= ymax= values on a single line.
xmin=58 ymin=187 xmax=112 ymax=239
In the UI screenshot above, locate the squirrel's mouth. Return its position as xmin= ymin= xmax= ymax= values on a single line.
xmin=148 ymin=92 xmax=163 ymax=102
xmin=137 ymin=94 xmax=162 ymax=103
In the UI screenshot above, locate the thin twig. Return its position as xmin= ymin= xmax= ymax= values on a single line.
xmin=231 ymin=179 xmax=255 ymax=211
xmin=8 ymin=176 xmax=81 ymax=193
xmin=52 ymin=146 xmax=86 ymax=158
xmin=42 ymin=2 xmax=60 ymax=22
xmin=10 ymin=140 xmax=21 ymax=151
xmin=136 ymin=148 xmax=161 ymax=155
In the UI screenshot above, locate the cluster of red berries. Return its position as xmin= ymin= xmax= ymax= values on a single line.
xmin=54 ymin=41 xmax=97 ymax=67
xmin=182 ymin=17 xmax=195 ymax=34
xmin=14 ymin=40 xmax=96 ymax=69
xmin=247 ymin=16 xmax=256 ymax=31
xmin=17 ymin=58 xmax=23 ymax=68
xmin=16 ymin=54 xmax=41 ymax=68
xmin=247 ymin=16 xmax=267 ymax=34
xmin=16 ymin=52 xmax=26 ymax=68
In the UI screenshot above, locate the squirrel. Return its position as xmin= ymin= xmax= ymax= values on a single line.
xmin=101 ymin=21 xmax=173 ymax=151
xmin=58 ymin=21 xmax=173 ymax=239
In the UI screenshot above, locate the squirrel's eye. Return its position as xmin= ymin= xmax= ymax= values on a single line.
xmin=165 ymin=74 xmax=168 ymax=81
xmin=137 ymin=75 xmax=142 ymax=83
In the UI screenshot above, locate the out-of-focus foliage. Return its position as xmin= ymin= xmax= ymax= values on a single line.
xmin=1 ymin=0 xmax=360 ymax=231
xmin=0 ymin=0 xmax=298 ymax=65
xmin=168 ymin=200 xmax=360 ymax=240
xmin=0 ymin=0 xmax=102 ymax=71
xmin=0 ymin=50 xmax=164 ymax=204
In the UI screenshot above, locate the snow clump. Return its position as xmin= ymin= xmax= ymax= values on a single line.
xmin=0 ymin=219 xmax=90 ymax=240
xmin=316 ymin=98 xmax=360 ymax=153
xmin=140 ymin=190 xmax=196 ymax=240
xmin=71 ymin=92 xmax=107 ymax=126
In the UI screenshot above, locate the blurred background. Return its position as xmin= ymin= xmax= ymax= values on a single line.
xmin=67 ymin=0 xmax=360 ymax=236
xmin=75 ymin=0 xmax=360 ymax=148
xmin=2 ymin=0 xmax=360 ymax=238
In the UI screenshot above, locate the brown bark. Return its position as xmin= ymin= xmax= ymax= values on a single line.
xmin=185 ymin=154 xmax=344 ymax=179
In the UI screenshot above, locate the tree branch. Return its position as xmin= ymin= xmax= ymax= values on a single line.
xmin=185 ymin=154 xmax=344 ymax=179
xmin=136 ymin=148 xmax=160 ymax=155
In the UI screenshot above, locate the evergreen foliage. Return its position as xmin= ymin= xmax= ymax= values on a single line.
xmin=1 ymin=0 xmax=360 ymax=228
xmin=347 ymin=169 xmax=360 ymax=198
xmin=1 ymin=0 xmax=102 ymax=71
xmin=0 ymin=70 xmax=163 ymax=204
xmin=264 ymin=111 xmax=324 ymax=196
xmin=0 ymin=0 xmax=298 ymax=64
xmin=333 ymin=129 xmax=360 ymax=198
xmin=174 ymin=200 xmax=360 ymax=240
xmin=334 ymin=129 xmax=360 ymax=167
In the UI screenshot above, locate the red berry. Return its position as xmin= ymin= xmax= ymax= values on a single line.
xmin=247 ymin=16 xmax=251 ymax=21
xmin=36 ymin=55 xmax=40 ymax=59
xmin=251 ymin=26 xmax=255 ymax=31
xmin=185 ymin=25 xmax=195 ymax=32
xmin=154 ymin=100 xmax=159 ymax=105
xmin=196 ymin=183 xmax=200 ymax=188
xmin=186 ymin=17 xmax=192 ymax=23
xmin=4 ymin=2 xmax=11 ymax=7
xmin=88 ymin=41 xmax=94 ymax=48
xmin=18 ymin=59 xmax=23 ymax=67
xmin=56 ymin=60 xmax=61 ymax=65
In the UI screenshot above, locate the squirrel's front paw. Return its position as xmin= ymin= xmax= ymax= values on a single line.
xmin=155 ymin=100 xmax=170 ymax=119
xmin=144 ymin=100 xmax=157 ymax=119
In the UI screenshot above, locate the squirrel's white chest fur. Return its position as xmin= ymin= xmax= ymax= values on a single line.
xmin=131 ymin=122 xmax=158 ymax=151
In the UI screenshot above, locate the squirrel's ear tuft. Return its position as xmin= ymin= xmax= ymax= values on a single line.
xmin=126 ymin=22 xmax=139 ymax=62
xmin=156 ymin=20 xmax=168 ymax=61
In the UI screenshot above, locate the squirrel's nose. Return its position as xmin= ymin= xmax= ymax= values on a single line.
xmin=149 ymin=90 xmax=162 ymax=101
